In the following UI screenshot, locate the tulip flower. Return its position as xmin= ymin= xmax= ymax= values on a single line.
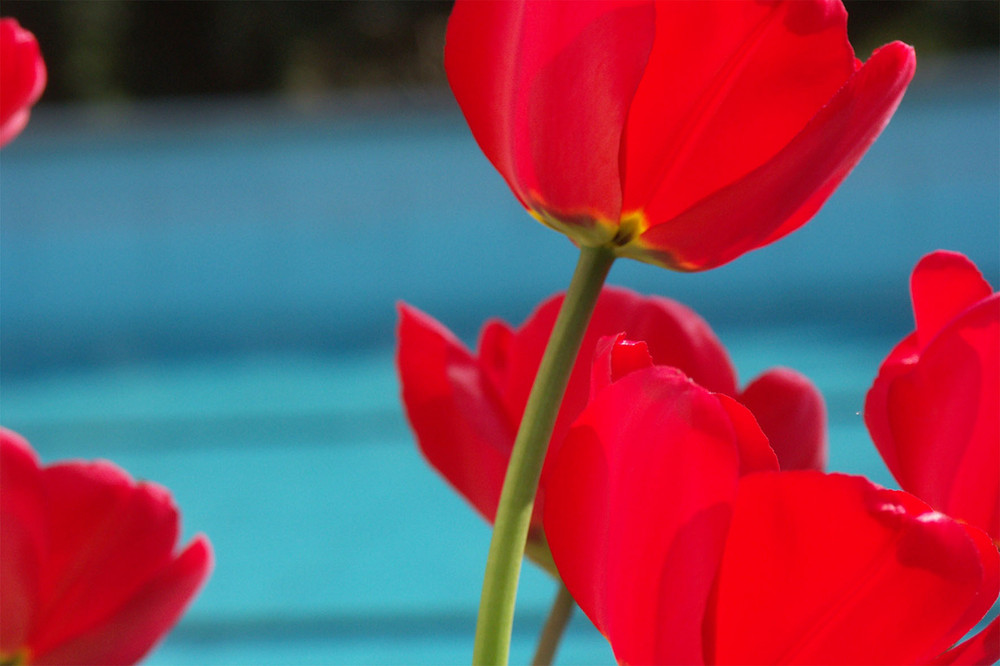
xmin=446 ymin=0 xmax=916 ymax=271
xmin=0 ymin=18 xmax=46 ymax=147
xmin=397 ymin=287 xmax=825 ymax=567
xmin=542 ymin=367 xmax=1000 ymax=665
xmin=1 ymin=428 xmax=212 ymax=665
xmin=865 ymin=251 xmax=999 ymax=541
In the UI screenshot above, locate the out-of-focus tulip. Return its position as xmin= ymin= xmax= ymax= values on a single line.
xmin=1 ymin=429 xmax=212 ymax=665
xmin=445 ymin=0 xmax=915 ymax=270
xmin=542 ymin=373 xmax=999 ymax=664
xmin=397 ymin=287 xmax=824 ymax=564
xmin=865 ymin=251 xmax=999 ymax=541
xmin=739 ymin=368 xmax=827 ymax=473
xmin=0 ymin=18 xmax=46 ymax=147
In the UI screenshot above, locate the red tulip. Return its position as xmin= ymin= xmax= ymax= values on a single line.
xmin=543 ymin=362 xmax=779 ymax=664
xmin=1 ymin=429 xmax=212 ymax=665
xmin=865 ymin=251 xmax=999 ymax=541
xmin=446 ymin=0 xmax=915 ymax=270
xmin=542 ymin=372 xmax=999 ymax=664
xmin=397 ymin=287 xmax=824 ymax=561
xmin=0 ymin=18 xmax=46 ymax=147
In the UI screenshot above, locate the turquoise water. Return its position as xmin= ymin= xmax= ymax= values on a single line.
xmin=1 ymin=56 xmax=997 ymax=663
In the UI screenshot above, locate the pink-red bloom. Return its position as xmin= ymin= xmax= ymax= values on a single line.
xmin=397 ymin=287 xmax=824 ymax=564
xmin=865 ymin=251 xmax=999 ymax=542
xmin=542 ymin=362 xmax=999 ymax=664
xmin=1 ymin=428 xmax=212 ymax=665
xmin=445 ymin=0 xmax=915 ymax=271
xmin=0 ymin=18 xmax=46 ymax=147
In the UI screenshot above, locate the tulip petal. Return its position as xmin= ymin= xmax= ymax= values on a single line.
xmin=397 ymin=304 xmax=514 ymax=523
xmin=1 ymin=431 xmax=210 ymax=663
xmin=927 ymin=617 xmax=1000 ymax=666
xmin=910 ymin=251 xmax=995 ymax=350
xmin=623 ymin=0 xmax=855 ymax=224
xmin=445 ymin=0 xmax=655 ymax=231
xmin=29 ymin=464 xmax=181 ymax=657
xmin=739 ymin=367 xmax=827 ymax=472
xmin=633 ymin=40 xmax=916 ymax=270
xmin=0 ymin=429 xmax=47 ymax=654
xmin=945 ymin=524 xmax=1000 ymax=660
xmin=476 ymin=319 xmax=514 ymax=397
xmin=35 ymin=536 xmax=212 ymax=666
xmin=711 ymin=472 xmax=999 ymax=665
xmin=866 ymin=294 xmax=1000 ymax=540
xmin=0 ymin=19 xmax=46 ymax=147
xmin=589 ymin=333 xmax=654 ymax=400
xmin=713 ymin=394 xmax=780 ymax=477
xmin=589 ymin=336 xmax=781 ymax=476
xmin=500 ymin=287 xmax=738 ymax=461
xmin=544 ymin=367 xmax=769 ymax=664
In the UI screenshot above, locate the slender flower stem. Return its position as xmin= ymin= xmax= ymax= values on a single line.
xmin=531 ymin=584 xmax=575 ymax=666
xmin=472 ymin=245 xmax=615 ymax=665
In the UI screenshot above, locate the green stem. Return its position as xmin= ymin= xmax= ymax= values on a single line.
xmin=531 ymin=584 xmax=575 ymax=666
xmin=472 ymin=245 xmax=615 ymax=665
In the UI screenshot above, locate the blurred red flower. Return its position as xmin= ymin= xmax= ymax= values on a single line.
xmin=396 ymin=287 xmax=824 ymax=567
xmin=446 ymin=0 xmax=915 ymax=271
xmin=542 ymin=366 xmax=999 ymax=664
xmin=0 ymin=18 xmax=46 ymax=147
xmin=1 ymin=429 xmax=212 ymax=665
xmin=866 ymin=251 xmax=999 ymax=542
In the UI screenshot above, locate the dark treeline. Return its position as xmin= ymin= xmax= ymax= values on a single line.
xmin=4 ymin=1 xmax=997 ymax=104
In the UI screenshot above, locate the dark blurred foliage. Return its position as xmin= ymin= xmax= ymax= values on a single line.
xmin=3 ymin=0 xmax=997 ymax=104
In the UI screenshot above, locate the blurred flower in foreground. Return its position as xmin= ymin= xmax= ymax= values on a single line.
xmin=396 ymin=287 xmax=825 ymax=569
xmin=866 ymin=250 xmax=999 ymax=541
xmin=0 ymin=18 xmax=45 ymax=147
xmin=446 ymin=0 xmax=915 ymax=271
xmin=1 ymin=428 xmax=212 ymax=665
xmin=542 ymin=363 xmax=999 ymax=664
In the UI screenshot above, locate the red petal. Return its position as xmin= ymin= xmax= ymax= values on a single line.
xmin=500 ymin=287 xmax=738 ymax=465
xmin=543 ymin=367 xmax=748 ymax=664
xmin=29 ymin=464 xmax=182 ymax=657
xmin=0 ymin=429 xmax=46 ymax=654
xmin=396 ymin=303 xmax=515 ymax=524
xmin=0 ymin=19 xmax=46 ymax=146
xmin=927 ymin=617 xmax=1000 ymax=666
xmin=476 ymin=318 xmax=514 ymax=397
xmin=634 ymin=40 xmax=915 ymax=270
xmin=710 ymin=472 xmax=998 ymax=665
xmin=866 ymin=294 xmax=999 ymax=540
xmin=739 ymin=367 xmax=828 ymax=472
xmin=865 ymin=338 xmax=912 ymax=483
xmin=36 ymin=536 xmax=212 ymax=666
xmin=713 ymin=394 xmax=780 ymax=476
xmin=588 ymin=333 xmax=654 ymax=400
xmin=944 ymin=523 xmax=1000 ymax=661
xmin=445 ymin=0 xmax=654 ymax=225
xmin=910 ymin=251 xmax=995 ymax=349
xmin=623 ymin=0 xmax=855 ymax=223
